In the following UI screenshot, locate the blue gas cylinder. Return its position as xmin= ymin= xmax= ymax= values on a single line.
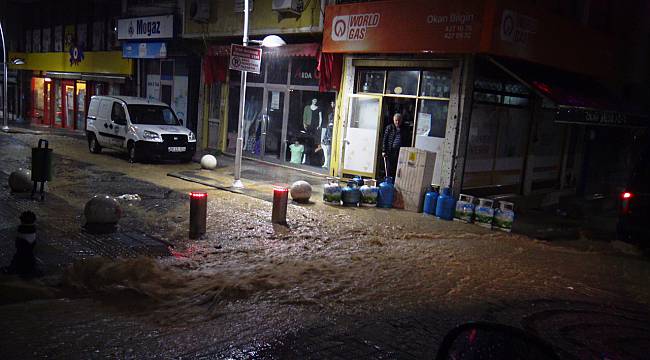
xmin=377 ymin=177 xmax=395 ymax=208
xmin=435 ymin=187 xmax=455 ymax=220
xmin=341 ymin=181 xmax=361 ymax=207
xmin=423 ymin=186 xmax=439 ymax=215
xmin=352 ymin=175 xmax=364 ymax=187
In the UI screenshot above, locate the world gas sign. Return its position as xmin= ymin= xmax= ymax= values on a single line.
xmin=331 ymin=13 xmax=381 ymax=41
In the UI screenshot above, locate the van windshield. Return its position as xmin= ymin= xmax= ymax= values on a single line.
xmin=127 ymin=105 xmax=180 ymax=126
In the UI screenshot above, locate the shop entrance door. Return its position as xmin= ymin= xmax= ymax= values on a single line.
xmin=341 ymin=94 xmax=383 ymax=177
xmin=261 ymin=88 xmax=286 ymax=161
xmin=377 ymin=97 xmax=416 ymax=179
xmin=63 ymin=80 xmax=75 ymax=129
xmin=43 ymin=80 xmax=53 ymax=126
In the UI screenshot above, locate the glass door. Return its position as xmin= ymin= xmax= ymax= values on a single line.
xmin=342 ymin=94 xmax=383 ymax=177
xmin=76 ymin=81 xmax=87 ymax=130
xmin=262 ymin=89 xmax=285 ymax=161
xmin=64 ymin=81 xmax=75 ymax=129
xmin=44 ymin=80 xmax=54 ymax=126
xmin=54 ymin=80 xmax=63 ymax=127
xmin=242 ymin=87 xmax=265 ymax=157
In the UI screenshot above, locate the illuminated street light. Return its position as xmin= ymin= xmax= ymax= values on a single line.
xmin=232 ymin=3 xmax=285 ymax=189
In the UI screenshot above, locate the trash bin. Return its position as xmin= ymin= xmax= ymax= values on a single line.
xmin=31 ymin=139 xmax=52 ymax=200
xmin=31 ymin=139 xmax=53 ymax=182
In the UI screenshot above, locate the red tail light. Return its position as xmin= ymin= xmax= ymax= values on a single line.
xmin=622 ymin=192 xmax=633 ymax=199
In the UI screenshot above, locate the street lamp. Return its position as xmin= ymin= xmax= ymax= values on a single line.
xmin=232 ymin=1 xmax=286 ymax=188
xmin=1 ymin=19 xmax=23 ymax=132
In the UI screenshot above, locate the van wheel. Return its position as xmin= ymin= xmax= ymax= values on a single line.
xmin=128 ymin=142 xmax=138 ymax=163
xmin=88 ymin=134 xmax=102 ymax=154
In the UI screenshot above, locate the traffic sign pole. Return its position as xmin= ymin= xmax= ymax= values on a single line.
xmin=233 ymin=0 xmax=250 ymax=189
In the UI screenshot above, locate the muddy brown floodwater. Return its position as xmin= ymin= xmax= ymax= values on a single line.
xmin=1 ymin=132 xmax=650 ymax=359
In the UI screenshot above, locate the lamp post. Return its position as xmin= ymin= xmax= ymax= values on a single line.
xmin=1 ymin=21 xmax=8 ymax=132
xmin=232 ymin=1 xmax=285 ymax=188
xmin=1 ymin=20 xmax=23 ymax=133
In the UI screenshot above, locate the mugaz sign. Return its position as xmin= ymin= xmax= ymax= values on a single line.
xmin=118 ymin=15 xmax=174 ymax=40
xmin=331 ymin=13 xmax=380 ymax=41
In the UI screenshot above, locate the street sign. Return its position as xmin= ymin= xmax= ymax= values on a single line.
xmin=229 ymin=44 xmax=263 ymax=74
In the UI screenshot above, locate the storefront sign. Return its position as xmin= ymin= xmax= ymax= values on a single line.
xmin=117 ymin=15 xmax=174 ymax=40
xmin=556 ymin=108 xmax=646 ymax=128
xmin=229 ymin=44 xmax=262 ymax=74
xmin=323 ymin=0 xmax=482 ymax=54
xmin=69 ymin=45 xmax=84 ymax=66
xmin=323 ymin=0 xmax=618 ymax=79
xmin=122 ymin=42 xmax=168 ymax=59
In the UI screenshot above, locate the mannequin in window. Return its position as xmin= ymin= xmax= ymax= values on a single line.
xmin=302 ymin=98 xmax=322 ymax=165
xmin=316 ymin=101 xmax=335 ymax=169
xmin=302 ymin=98 xmax=322 ymax=132
xmin=289 ymin=139 xmax=304 ymax=164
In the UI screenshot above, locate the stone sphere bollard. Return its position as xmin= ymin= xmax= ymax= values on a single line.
xmin=84 ymin=195 xmax=122 ymax=232
xmin=200 ymin=154 xmax=218 ymax=170
xmin=290 ymin=180 xmax=312 ymax=203
xmin=9 ymin=169 xmax=32 ymax=193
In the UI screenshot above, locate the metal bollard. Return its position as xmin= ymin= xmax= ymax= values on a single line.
xmin=271 ymin=186 xmax=288 ymax=225
xmin=189 ymin=191 xmax=207 ymax=239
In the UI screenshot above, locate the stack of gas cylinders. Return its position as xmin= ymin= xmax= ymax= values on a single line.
xmin=323 ymin=176 xmax=393 ymax=208
xmin=323 ymin=178 xmax=515 ymax=231
xmin=421 ymin=185 xmax=515 ymax=231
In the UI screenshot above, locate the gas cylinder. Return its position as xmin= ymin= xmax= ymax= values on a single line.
xmin=352 ymin=175 xmax=364 ymax=187
xmin=323 ymin=177 xmax=342 ymax=205
xmin=423 ymin=185 xmax=439 ymax=215
xmin=435 ymin=187 xmax=455 ymax=220
xmin=493 ymin=201 xmax=515 ymax=232
xmin=360 ymin=179 xmax=379 ymax=206
xmin=377 ymin=177 xmax=395 ymax=208
xmin=454 ymin=194 xmax=476 ymax=223
xmin=341 ymin=181 xmax=361 ymax=207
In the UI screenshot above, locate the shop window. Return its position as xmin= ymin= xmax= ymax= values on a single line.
xmin=247 ymin=60 xmax=266 ymax=83
xmin=357 ymin=69 xmax=385 ymax=94
xmin=416 ymin=100 xmax=448 ymax=138
xmin=31 ymin=78 xmax=45 ymax=121
xmin=386 ymin=70 xmax=419 ymax=95
xmin=287 ymin=90 xmax=336 ymax=168
xmin=226 ymin=86 xmax=265 ymax=154
xmin=266 ymin=56 xmax=290 ymax=84
xmin=76 ymin=82 xmax=87 ymax=130
xmin=290 ymin=57 xmax=319 ymax=86
xmin=464 ymin=104 xmax=530 ymax=190
xmin=420 ymin=70 xmax=451 ymax=98
xmin=54 ymin=81 xmax=63 ymax=126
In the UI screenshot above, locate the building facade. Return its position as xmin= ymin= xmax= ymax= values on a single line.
xmin=323 ymin=0 xmax=648 ymax=206
xmin=183 ymin=0 xmax=339 ymax=174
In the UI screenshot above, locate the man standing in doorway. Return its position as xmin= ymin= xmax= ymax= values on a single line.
xmin=382 ymin=113 xmax=404 ymax=178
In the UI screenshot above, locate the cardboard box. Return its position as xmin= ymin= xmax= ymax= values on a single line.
xmin=394 ymin=147 xmax=436 ymax=212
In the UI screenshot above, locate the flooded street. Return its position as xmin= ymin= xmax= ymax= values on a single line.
xmin=1 ymin=131 xmax=650 ymax=359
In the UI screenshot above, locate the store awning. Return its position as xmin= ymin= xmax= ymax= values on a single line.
xmin=488 ymin=57 xmax=648 ymax=128
xmin=207 ymin=43 xmax=320 ymax=58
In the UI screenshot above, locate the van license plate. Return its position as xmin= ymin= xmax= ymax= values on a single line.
xmin=168 ymin=147 xmax=186 ymax=152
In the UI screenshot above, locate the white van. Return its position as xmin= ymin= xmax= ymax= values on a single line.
xmin=85 ymin=96 xmax=196 ymax=163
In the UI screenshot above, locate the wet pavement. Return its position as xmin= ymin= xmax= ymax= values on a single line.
xmin=1 ymin=130 xmax=650 ymax=359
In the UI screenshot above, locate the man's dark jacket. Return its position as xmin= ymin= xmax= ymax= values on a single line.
xmin=382 ymin=123 xmax=401 ymax=155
